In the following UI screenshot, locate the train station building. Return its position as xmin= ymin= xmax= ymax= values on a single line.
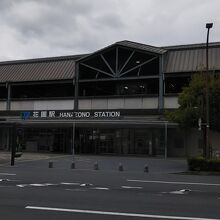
xmin=0 ymin=40 xmax=220 ymax=157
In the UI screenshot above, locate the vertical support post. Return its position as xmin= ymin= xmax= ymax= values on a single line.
xmin=6 ymin=82 xmax=11 ymax=111
xmin=73 ymin=62 xmax=79 ymax=160
xmin=159 ymin=55 xmax=164 ymax=111
xmin=115 ymin=47 xmax=119 ymax=76
xmin=164 ymin=122 xmax=168 ymax=159
xmin=11 ymin=124 xmax=16 ymax=166
xmin=74 ymin=62 xmax=79 ymax=111
xmin=72 ymin=122 xmax=75 ymax=161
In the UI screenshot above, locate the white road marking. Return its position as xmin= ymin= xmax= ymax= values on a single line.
xmin=60 ymin=182 xmax=80 ymax=185
xmin=0 ymin=179 xmax=10 ymax=182
xmin=127 ymin=179 xmax=220 ymax=186
xmin=17 ymin=183 xmax=57 ymax=187
xmin=29 ymin=184 xmax=56 ymax=187
xmin=17 ymin=184 xmax=28 ymax=188
xmin=0 ymin=173 xmax=16 ymax=176
xmin=25 ymin=206 xmax=220 ymax=220
xmin=0 ymin=178 xmax=19 ymax=182
xmin=80 ymin=183 xmax=93 ymax=187
xmin=91 ymin=187 xmax=110 ymax=190
xmin=121 ymin=186 xmax=143 ymax=189
xmin=162 ymin=189 xmax=191 ymax=195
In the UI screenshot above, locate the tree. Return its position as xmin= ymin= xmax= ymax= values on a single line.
xmin=166 ymin=72 xmax=220 ymax=132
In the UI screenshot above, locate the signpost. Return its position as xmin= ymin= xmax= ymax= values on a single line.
xmin=10 ymin=124 xmax=17 ymax=166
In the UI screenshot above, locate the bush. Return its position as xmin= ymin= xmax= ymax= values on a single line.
xmin=188 ymin=157 xmax=220 ymax=172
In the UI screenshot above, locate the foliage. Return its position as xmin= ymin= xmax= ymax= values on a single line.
xmin=188 ymin=156 xmax=220 ymax=172
xmin=166 ymin=73 xmax=220 ymax=131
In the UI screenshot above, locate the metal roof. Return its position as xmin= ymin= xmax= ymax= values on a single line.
xmin=164 ymin=45 xmax=220 ymax=73
xmin=163 ymin=41 xmax=220 ymax=50
xmin=0 ymin=41 xmax=220 ymax=83
xmin=77 ymin=40 xmax=167 ymax=62
xmin=0 ymin=55 xmax=85 ymax=83
xmin=116 ymin=40 xmax=167 ymax=54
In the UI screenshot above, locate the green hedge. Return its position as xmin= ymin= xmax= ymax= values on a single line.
xmin=188 ymin=157 xmax=220 ymax=172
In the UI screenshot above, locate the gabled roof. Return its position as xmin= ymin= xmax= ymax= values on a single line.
xmin=77 ymin=40 xmax=166 ymax=62
xmin=116 ymin=40 xmax=167 ymax=54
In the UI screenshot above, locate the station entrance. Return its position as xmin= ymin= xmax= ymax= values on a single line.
xmin=0 ymin=122 xmax=169 ymax=157
xmin=77 ymin=127 xmax=166 ymax=156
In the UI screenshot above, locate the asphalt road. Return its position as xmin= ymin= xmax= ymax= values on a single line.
xmin=0 ymin=155 xmax=220 ymax=220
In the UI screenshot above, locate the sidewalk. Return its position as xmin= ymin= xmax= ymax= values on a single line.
xmin=0 ymin=151 xmax=11 ymax=164
xmin=0 ymin=151 xmax=65 ymax=165
xmin=0 ymin=151 xmax=188 ymax=173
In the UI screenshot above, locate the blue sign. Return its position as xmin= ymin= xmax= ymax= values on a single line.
xmin=21 ymin=112 xmax=31 ymax=120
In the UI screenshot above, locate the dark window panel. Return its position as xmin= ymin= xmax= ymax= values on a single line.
xmin=0 ymin=86 xmax=7 ymax=99
xmin=79 ymin=79 xmax=159 ymax=97
xmin=84 ymin=55 xmax=110 ymax=74
xmin=102 ymin=48 xmax=117 ymax=71
xmin=165 ymin=77 xmax=191 ymax=94
xmin=118 ymin=47 xmax=133 ymax=72
xmin=79 ymin=46 xmax=159 ymax=80
xmin=122 ymin=51 xmax=155 ymax=73
xmin=79 ymin=64 xmax=111 ymax=80
xmin=79 ymin=81 xmax=116 ymax=96
xmin=11 ymin=83 xmax=74 ymax=99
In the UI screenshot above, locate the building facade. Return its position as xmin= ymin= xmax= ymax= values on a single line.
xmin=0 ymin=40 xmax=220 ymax=157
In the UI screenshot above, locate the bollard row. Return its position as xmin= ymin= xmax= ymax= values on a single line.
xmin=48 ymin=161 xmax=149 ymax=172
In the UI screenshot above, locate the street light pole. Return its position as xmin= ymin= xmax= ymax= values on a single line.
xmin=205 ymin=23 xmax=213 ymax=159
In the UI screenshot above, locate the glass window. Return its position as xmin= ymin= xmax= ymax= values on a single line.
xmin=79 ymin=79 xmax=159 ymax=97
xmin=11 ymin=83 xmax=74 ymax=99
xmin=117 ymin=79 xmax=159 ymax=95
xmin=0 ymin=86 xmax=7 ymax=99
xmin=165 ymin=77 xmax=190 ymax=94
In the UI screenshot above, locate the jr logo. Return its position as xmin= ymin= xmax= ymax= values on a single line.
xmin=21 ymin=112 xmax=31 ymax=120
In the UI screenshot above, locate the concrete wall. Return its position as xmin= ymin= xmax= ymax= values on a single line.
xmin=10 ymin=100 xmax=74 ymax=110
xmin=2 ymin=96 xmax=180 ymax=111
xmin=0 ymin=101 xmax=6 ymax=110
xmin=164 ymin=97 xmax=179 ymax=109
xmin=9 ymin=98 xmax=159 ymax=110
xmin=79 ymin=97 xmax=159 ymax=110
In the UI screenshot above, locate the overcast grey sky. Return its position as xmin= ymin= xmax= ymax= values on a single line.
xmin=0 ymin=0 xmax=219 ymax=61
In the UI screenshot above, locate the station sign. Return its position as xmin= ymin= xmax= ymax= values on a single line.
xmin=21 ymin=110 xmax=121 ymax=120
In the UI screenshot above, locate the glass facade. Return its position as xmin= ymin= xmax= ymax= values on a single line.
xmin=4 ymin=126 xmax=166 ymax=157
xmin=77 ymin=127 xmax=165 ymax=156
xmin=20 ymin=127 xmax=72 ymax=153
